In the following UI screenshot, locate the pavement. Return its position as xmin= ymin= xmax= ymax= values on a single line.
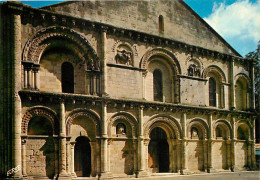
xmin=132 ymin=171 xmax=260 ymax=180
xmin=107 ymin=171 xmax=259 ymax=180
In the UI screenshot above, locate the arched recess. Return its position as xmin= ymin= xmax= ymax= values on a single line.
xmin=21 ymin=106 xmax=59 ymax=135
xmin=22 ymin=26 xmax=100 ymax=94
xmin=108 ymin=112 xmax=138 ymax=138
xmin=66 ymin=108 xmax=101 ymax=140
xmin=107 ymin=112 xmax=138 ymax=175
xmin=213 ymin=120 xmax=232 ymax=139
xmin=186 ymin=118 xmax=209 ymax=171
xmin=144 ymin=115 xmax=181 ymax=173
xmin=203 ymin=65 xmax=226 ymax=108
xmin=22 ymin=107 xmax=58 ymax=178
xmin=140 ymin=48 xmax=181 ymax=103
xmin=144 ymin=115 xmax=182 ymax=139
xmin=235 ymin=120 xmax=252 ymax=169
xmin=234 ymin=73 xmax=251 ymax=111
xmin=187 ymin=118 xmax=209 ymax=140
xmin=236 ymin=120 xmax=252 ymax=140
xmin=212 ymin=120 xmax=232 ymax=170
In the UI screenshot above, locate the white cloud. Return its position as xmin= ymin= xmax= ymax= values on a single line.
xmin=204 ymin=0 xmax=260 ymax=56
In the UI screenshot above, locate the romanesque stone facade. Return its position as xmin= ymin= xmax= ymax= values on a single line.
xmin=0 ymin=1 xmax=257 ymax=179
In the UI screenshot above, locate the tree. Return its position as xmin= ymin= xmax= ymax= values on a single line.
xmin=245 ymin=41 xmax=260 ymax=143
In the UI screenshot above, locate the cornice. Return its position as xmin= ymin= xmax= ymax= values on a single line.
xmin=19 ymin=90 xmax=255 ymax=119
xmin=18 ymin=5 xmax=255 ymax=65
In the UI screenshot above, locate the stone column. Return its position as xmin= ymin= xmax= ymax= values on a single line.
xmin=251 ymin=118 xmax=256 ymax=169
xmin=101 ymin=27 xmax=108 ymax=96
xmin=231 ymin=116 xmax=236 ymax=171
xmin=247 ymin=142 xmax=252 ymax=169
xmin=21 ymin=139 xmax=27 ymax=178
xmin=250 ymin=62 xmax=256 ymax=109
xmin=70 ymin=142 xmax=77 ymax=178
xmin=137 ymin=106 xmax=148 ymax=177
xmin=181 ymin=112 xmax=189 ymax=174
xmin=230 ymin=58 xmax=235 ymax=109
xmin=220 ymin=84 xmax=225 ymax=108
xmin=33 ymin=65 xmax=40 ymax=90
xmin=24 ymin=68 xmax=28 ymax=89
xmin=100 ymin=102 xmax=111 ymax=178
xmin=93 ymin=74 xmax=97 ymax=95
xmin=142 ymin=72 xmax=147 ymax=100
xmin=207 ymin=113 xmax=215 ymax=172
xmin=27 ymin=69 xmax=32 ymax=89
xmin=59 ymin=100 xmax=68 ymax=177
xmin=12 ymin=5 xmax=23 ymax=178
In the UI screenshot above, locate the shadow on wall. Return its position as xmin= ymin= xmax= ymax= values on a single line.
xmin=40 ymin=137 xmax=55 ymax=179
xmin=194 ymin=141 xmax=204 ymax=171
xmin=122 ymin=140 xmax=134 ymax=175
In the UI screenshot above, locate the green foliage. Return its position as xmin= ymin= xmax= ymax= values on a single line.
xmin=245 ymin=41 xmax=259 ymax=142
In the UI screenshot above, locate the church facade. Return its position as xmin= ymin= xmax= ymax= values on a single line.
xmin=0 ymin=1 xmax=257 ymax=179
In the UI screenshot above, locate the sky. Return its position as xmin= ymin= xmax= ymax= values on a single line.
xmin=1 ymin=0 xmax=260 ymax=57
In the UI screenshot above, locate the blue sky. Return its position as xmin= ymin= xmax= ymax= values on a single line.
xmin=2 ymin=0 xmax=260 ymax=57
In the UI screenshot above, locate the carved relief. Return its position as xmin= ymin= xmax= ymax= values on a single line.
xmin=188 ymin=64 xmax=201 ymax=77
xmin=186 ymin=57 xmax=203 ymax=77
xmin=114 ymin=44 xmax=133 ymax=66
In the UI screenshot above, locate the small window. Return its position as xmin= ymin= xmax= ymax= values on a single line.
xmin=209 ymin=77 xmax=216 ymax=106
xmin=216 ymin=126 xmax=222 ymax=138
xmin=62 ymin=62 xmax=74 ymax=93
xmin=153 ymin=69 xmax=163 ymax=101
xmin=159 ymin=15 xmax=164 ymax=33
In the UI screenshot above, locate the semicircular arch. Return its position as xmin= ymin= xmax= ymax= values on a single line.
xmin=140 ymin=48 xmax=181 ymax=74
xmin=66 ymin=108 xmax=101 ymax=137
xmin=22 ymin=26 xmax=100 ymax=71
xmin=203 ymin=65 xmax=226 ymax=82
xmin=213 ymin=119 xmax=232 ymax=139
xmin=21 ymin=106 xmax=59 ymax=135
xmin=144 ymin=115 xmax=182 ymax=139
xmin=187 ymin=118 xmax=209 ymax=139
xmin=108 ymin=111 xmax=138 ymax=137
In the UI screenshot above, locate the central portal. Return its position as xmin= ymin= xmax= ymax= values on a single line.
xmin=75 ymin=136 xmax=91 ymax=177
xmin=148 ymin=127 xmax=169 ymax=173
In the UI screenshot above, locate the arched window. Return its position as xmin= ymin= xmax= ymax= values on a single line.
xmin=159 ymin=15 xmax=164 ymax=33
xmin=209 ymin=77 xmax=216 ymax=106
xmin=153 ymin=69 xmax=163 ymax=101
xmin=216 ymin=126 xmax=222 ymax=138
xmin=62 ymin=62 xmax=74 ymax=93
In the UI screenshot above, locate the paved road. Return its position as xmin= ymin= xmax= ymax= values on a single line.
xmin=120 ymin=171 xmax=260 ymax=180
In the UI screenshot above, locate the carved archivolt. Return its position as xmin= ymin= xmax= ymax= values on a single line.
xmin=108 ymin=112 xmax=138 ymax=137
xmin=236 ymin=119 xmax=252 ymax=139
xmin=202 ymin=65 xmax=226 ymax=82
xmin=234 ymin=73 xmax=251 ymax=87
xmin=144 ymin=115 xmax=181 ymax=139
xmin=22 ymin=26 xmax=100 ymax=71
xmin=21 ymin=106 xmax=58 ymax=135
xmin=140 ymin=48 xmax=181 ymax=74
xmin=187 ymin=118 xmax=209 ymax=139
xmin=213 ymin=120 xmax=232 ymax=139
xmin=66 ymin=108 xmax=101 ymax=136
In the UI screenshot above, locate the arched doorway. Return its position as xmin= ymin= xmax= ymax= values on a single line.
xmin=148 ymin=127 xmax=169 ymax=173
xmin=74 ymin=136 xmax=91 ymax=177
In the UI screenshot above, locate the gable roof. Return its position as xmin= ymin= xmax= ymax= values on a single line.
xmin=40 ymin=0 xmax=240 ymax=56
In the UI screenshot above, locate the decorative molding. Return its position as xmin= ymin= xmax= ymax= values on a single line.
xmin=21 ymin=106 xmax=58 ymax=135
xmin=22 ymin=26 xmax=100 ymax=71
xmin=107 ymin=63 xmax=146 ymax=72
